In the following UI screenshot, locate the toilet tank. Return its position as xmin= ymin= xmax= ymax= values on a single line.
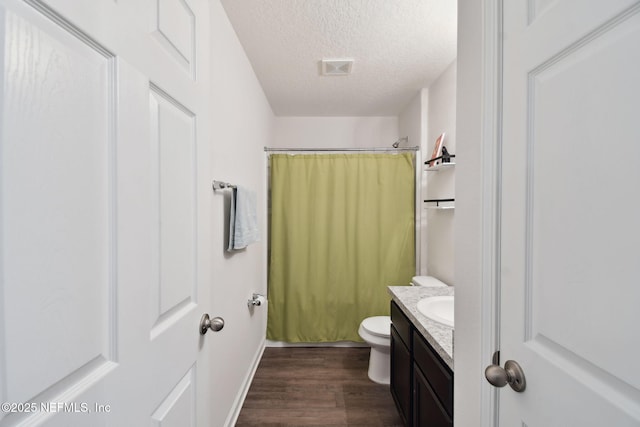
xmin=410 ymin=276 xmax=448 ymax=287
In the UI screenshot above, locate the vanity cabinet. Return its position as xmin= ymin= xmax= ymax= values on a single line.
xmin=390 ymin=300 xmax=453 ymax=427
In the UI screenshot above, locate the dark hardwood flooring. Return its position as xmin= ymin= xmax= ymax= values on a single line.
xmin=236 ymin=347 xmax=404 ymax=427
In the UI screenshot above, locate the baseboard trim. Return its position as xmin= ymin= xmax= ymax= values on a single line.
xmin=265 ymin=340 xmax=367 ymax=348
xmin=224 ymin=339 xmax=266 ymax=427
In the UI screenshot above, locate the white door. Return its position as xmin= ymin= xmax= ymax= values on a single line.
xmin=495 ymin=0 xmax=640 ymax=425
xmin=0 ymin=0 xmax=213 ymax=425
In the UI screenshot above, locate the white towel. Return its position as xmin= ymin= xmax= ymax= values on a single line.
xmin=227 ymin=186 xmax=260 ymax=251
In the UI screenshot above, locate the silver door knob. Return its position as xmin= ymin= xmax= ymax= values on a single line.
xmin=485 ymin=359 xmax=526 ymax=392
xmin=199 ymin=314 xmax=224 ymax=335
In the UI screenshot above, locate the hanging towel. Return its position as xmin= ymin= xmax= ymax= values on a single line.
xmin=227 ymin=186 xmax=260 ymax=251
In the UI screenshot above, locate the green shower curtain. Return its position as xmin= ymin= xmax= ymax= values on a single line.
xmin=267 ymin=153 xmax=415 ymax=342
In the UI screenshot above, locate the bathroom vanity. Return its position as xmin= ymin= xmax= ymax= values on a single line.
xmin=388 ymin=286 xmax=454 ymax=427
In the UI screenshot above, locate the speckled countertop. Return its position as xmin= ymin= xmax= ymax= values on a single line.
xmin=388 ymin=285 xmax=454 ymax=370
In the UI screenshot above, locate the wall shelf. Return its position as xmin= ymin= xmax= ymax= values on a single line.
xmin=424 ymin=153 xmax=455 ymax=170
xmin=425 ymin=162 xmax=456 ymax=172
xmin=424 ymin=198 xmax=455 ymax=210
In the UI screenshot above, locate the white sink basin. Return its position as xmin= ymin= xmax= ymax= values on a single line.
xmin=417 ymin=296 xmax=454 ymax=328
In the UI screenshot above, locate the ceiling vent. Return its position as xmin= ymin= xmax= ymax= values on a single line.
xmin=321 ymin=59 xmax=354 ymax=76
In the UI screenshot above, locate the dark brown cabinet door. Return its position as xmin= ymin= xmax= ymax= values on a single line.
xmin=391 ymin=326 xmax=412 ymax=426
xmin=413 ymin=363 xmax=453 ymax=427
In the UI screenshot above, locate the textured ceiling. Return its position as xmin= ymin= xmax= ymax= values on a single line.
xmin=220 ymin=0 xmax=457 ymax=117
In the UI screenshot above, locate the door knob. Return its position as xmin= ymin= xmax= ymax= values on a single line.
xmin=199 ymin=313 xmax=224 ymax=335
xmin=485 ymin=359 xmax=526 ymax=392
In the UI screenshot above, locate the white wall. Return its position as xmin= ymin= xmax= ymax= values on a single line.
xmin=209 ymin=2 xmax=275 ymax=425
xmin=398 ymin=90 xmax=427 ymax=275
xmin=399 ymin=62 xmax=457 ymax=285
xmin=455 ymin=0 xmax=486 ymax=424
xmin=273 ymin=116 xmax=399 ymax=149
xmin=425 ymin=61 xmax=457 ymax=285
xmin=398 ymin=92 xmax=425 ymax=152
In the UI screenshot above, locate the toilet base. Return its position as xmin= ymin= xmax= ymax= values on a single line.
xmin=367 ymin=345 xmax=390 ymax=385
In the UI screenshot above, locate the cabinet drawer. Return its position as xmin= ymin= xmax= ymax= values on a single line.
xmin=391 ymin=300 xmax=412 ymax=349
xmin=413 ymin=330 xmax=453 ymax=416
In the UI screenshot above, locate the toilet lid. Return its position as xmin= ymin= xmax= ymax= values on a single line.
xmin=411 ymin=276 xmax=447 ymax=287
xmin=361 ymin=316 xmax=391 ymax=338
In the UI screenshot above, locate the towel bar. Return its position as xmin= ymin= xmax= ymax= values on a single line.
xmin=212 ymin=180 xmax=236 ymax=190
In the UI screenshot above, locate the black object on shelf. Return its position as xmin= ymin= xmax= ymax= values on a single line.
xmin=441 ymin=146 xmax=451 ymax=163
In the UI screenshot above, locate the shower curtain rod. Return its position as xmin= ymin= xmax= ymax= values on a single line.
xmin=264 ymin=146 xmax=420 ymax=153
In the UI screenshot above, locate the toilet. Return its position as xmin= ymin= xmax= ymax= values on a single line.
xmin=358 ymin=315 xmax=392 ymax=384
xmin=359 ymin=277 xmax=447 ymax=384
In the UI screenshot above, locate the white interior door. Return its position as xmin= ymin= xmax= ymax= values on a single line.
xmin=0 ymin=0 xmax=212 ymax=425
xmin=496 ymin=0 xmax=640 ymax=425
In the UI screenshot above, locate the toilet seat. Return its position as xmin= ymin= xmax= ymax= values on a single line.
xmin=360 ymin=316 xmax=391 ymax=338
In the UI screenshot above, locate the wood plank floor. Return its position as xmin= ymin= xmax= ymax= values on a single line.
xmin=236 ymin=347 xmax=404 ymax=427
